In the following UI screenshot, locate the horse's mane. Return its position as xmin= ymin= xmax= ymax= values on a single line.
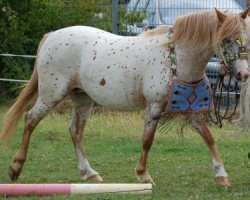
xmin=142 ymin=26 xmax=170 ymax=36
xmin=169 ymin=10 xmax=246 ymax=51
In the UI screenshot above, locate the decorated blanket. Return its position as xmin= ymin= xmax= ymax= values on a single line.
xmin=166 ymin=78 xmax=213 ymax=113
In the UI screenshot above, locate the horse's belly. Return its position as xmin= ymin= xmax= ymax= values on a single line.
xmin=85 ymin=86 xmax=145 ymax=111
xmin=82 ymin=76 xmax=145 ymax=111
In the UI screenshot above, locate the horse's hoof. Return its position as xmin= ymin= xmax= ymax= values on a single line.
xmin=248 ymin=152 xmax=250 ymax=159
xmin=215 ymin=176 xmax=231 ymax=187
xmin=8 ymin=165 xmax=21 ymax=182
xmin=87 ymin=174 xmax=103 ymax=182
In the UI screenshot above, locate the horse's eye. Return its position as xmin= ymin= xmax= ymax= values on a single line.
xmin=224 ymin=38 xmax=232 ymax=44
xmin=223 ymin=38 xmax=233 ymax=47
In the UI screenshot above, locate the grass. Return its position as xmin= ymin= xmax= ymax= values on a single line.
xmin=0 ymin=105 xmax=249 ymax=200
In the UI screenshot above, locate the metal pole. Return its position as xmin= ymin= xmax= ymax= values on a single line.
xmin=112 ymin=0 xmax=119 ymax=34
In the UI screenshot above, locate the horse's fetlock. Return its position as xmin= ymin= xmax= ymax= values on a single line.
xmin=13 ymin=157 xmax=26 ymax=164
xmin=80 ymin=169 xmax=87 ymax=176
xmin=136 ymin=165 xmax=146 ymax=175
xmin=9 ymin=165 xmax=22 ymax=182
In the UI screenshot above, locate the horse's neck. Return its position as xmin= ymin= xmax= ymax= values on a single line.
xmin=174 ymin=45 xmax=213 ymax=83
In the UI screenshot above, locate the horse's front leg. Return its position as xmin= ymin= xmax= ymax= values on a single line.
xmin=191 ymin=113 xmax=230 ymax=187
xmin=136 ymin=101 xmax=164 ymax=183
xmin=69 ymin=91 xmax=103 ymax=182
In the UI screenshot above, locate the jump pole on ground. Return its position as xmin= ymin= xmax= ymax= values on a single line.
xmin=0 ymin=183 xmax=152 ymax=196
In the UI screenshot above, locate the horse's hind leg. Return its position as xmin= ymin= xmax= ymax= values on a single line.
xmin=69 ymin=90 xmax=103 ymax=182
xmin=9 ymin=98 xmax=58 ymax=181
xmin=191 ymin=113 xmax=230 ymax=187
xmin=9 ymin=83 xmax=69 ymax=181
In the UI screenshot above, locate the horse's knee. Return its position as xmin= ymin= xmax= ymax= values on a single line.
xmin=190 ymin=113 xmax=207 ymax=130
xmin=193 ymin=124 xmax=215 ymax=145
xmin=72 ymin=133 xmax=82 ymax=144
xmin=69 ymin=125 xmax=82 ymax=144
xmin=204 ymin=133 xmax=215 ymax=145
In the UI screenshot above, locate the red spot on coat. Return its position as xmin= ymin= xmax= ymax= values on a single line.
xmin=99 ymin=78 xmax=106 ymax=86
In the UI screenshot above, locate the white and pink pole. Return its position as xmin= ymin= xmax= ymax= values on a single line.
xmin=0 ymin=183 xmax=152 ymax=196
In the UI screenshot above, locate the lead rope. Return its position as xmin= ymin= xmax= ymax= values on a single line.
xmin=208 ymin=34 xmax=247 ymax=127
xmin=209 ymin=69 xmax=239 ymax=127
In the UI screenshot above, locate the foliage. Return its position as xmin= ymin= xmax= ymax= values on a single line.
xmin=118 ymin=8 xmax=147 ymax=35
xmin=0 ymin=0 xmax=112 ymax=97
xmin=0 ymin=107 xmax=249 ymax=199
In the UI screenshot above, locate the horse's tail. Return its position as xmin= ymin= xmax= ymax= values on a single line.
xmin=0 ymin=33 xmax=50 ymax=142
xmin=0 ymin=67 xmax=38 ymax=142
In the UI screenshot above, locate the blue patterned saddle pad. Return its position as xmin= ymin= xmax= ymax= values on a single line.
xmin=166 ymin=78 xmax=213 ymax=113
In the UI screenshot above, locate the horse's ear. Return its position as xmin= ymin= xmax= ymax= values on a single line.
xmin=239 ymin=7 xmax=249 ymax=19
xmin=214 ymin=7 xmax=227 ymax=22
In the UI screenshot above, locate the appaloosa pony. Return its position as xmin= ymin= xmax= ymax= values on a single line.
xmin=1 ymin=8 xmax=249 ymax=186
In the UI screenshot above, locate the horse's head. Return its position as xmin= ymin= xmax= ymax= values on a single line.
xmin=215 ymin=8 xmax=250 ymax=82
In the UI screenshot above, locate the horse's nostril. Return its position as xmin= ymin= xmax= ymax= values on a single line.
xmin=244 ymin=74 xmax=249 ymax=80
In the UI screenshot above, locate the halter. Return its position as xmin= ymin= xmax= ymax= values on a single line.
xmin=211 ymin=34 xmax=248 ymax=127
xmin=220 ymin=34 xmax=248 ymax=74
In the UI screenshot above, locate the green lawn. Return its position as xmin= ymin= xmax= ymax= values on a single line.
xmin=0 ymin=106 xmax=249 ymax=199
